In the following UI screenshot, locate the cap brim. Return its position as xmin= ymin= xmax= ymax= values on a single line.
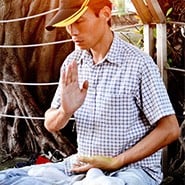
xmin=46 ymin=8 xmax=78 ymax=31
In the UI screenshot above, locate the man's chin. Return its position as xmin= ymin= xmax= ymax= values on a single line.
xmin=75 ymin=44 xmax=89 ymax=50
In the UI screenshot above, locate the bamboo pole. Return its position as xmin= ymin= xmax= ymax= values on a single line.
xmin=143 ymin=24 xmax=155 ymax=56
xmin=156 ymin=23 xmax=168 ymax=86
xmin=146 ymin=0 xmax=166 ymax=23
xmin=131 ymin=0 xmax=152 ymax=23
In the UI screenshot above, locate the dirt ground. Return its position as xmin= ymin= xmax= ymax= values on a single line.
xmin=0 ymin=154 xmax=29 ymax=171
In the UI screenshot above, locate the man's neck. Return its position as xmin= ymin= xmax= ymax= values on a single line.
xmin=90 ymin=31 xmax=114 ymax=64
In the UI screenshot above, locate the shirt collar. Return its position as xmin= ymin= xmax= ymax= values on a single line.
xmin=106 ymin=33 xmax=123 ymax=65
xmin=77 ymin=32 xmax=123 ymax=66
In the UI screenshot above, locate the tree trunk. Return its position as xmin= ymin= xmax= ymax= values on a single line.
xmin=0 ymin=0 xmax=76 ymax=159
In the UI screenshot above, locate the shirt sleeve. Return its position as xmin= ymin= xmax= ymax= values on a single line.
xmin=136 ymin=58 xmax=175 ymax=125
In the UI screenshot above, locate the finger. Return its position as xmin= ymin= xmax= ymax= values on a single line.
xmin=65 ymin=63 xmax=73 ymax=85
xmin=71 ymin=60 xmax=78 ymax=83
xmin=71 ymin=163 xmax=92 ymax=173
xmin=61 ymin=70 xmax=66 ymax=86
xmin=73 ymin=163 xmax=81 ymax=168
xmin=72 ymin=159 xmax=85 ymax=168
xmin=81 ymin=80 xmax=89 ymax=91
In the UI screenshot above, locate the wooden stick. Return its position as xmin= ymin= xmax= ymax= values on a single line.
xmin=146 ymin=0 xmax=166 ymax=23
xmin=131 ymin=0 xmax=152 ymax=23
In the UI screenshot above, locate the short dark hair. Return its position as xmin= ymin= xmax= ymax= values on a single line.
xmin=88 ymin=0 xmax=112 ymax=26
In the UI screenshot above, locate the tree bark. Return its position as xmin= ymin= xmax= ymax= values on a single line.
xmin=0 ymin=0 xmax=76 ymax=158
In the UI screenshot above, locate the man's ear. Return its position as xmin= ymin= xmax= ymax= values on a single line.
xmin=99 ymin=6 xmax=112 ymax=21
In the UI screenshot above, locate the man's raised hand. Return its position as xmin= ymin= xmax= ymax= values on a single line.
xmin=60 ymin=60 xmax=88 ymax=115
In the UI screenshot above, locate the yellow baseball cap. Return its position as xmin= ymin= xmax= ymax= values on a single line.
xmin=46 ymin=0 xmax=90 ymax=31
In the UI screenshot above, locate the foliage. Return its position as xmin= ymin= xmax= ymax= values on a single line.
xmin=111 ymin=0 xmax=125 ymax=15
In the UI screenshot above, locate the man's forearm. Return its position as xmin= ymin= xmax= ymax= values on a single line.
xmin=116 ymin=115 xmax=180 ymax=167
xmin=44 ymin=108 xmax=72 ymax=132
xmin=73 ymin=115 xmax=180 ymax=174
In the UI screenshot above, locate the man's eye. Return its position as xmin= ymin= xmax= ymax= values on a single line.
xmin=76 ymin=20 xmax=83 ymax=23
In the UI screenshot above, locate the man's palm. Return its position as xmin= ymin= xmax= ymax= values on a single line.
xmin=61 ymin=61 xmax=88 ymax=114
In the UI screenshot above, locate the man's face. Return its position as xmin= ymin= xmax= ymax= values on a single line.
xmin=66 ymin=7 xmax=108 ymax=50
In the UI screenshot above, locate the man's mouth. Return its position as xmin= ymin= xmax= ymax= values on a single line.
xmin=73 ymin=37 xmax=82 ymax=43
xmin=73 ymin=39 xmax=82 ymax=43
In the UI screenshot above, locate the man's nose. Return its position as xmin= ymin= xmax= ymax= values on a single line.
xmin=67 ymin=24 xmax=79 ymax=35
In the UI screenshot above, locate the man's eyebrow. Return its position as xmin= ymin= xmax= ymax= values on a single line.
xmin=76 ymin=17 xmax=85 ymax=22
xmin=78 ymin=17 xmax=83 ymax=20
xmin=79 ymin=15 xmax=85 ymax=20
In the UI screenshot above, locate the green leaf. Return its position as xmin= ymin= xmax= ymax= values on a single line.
xmin=166 ymin=8 xmax=173 ymax=17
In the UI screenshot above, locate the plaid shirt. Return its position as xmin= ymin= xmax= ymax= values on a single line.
xmin=51 ymin=33 xmax=174 ymax=183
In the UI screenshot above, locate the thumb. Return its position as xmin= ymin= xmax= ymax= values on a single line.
xmin=82 ymin=80 xmax=89 ymax=91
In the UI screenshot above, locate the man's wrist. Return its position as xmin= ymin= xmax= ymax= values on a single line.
xmin=115 ymin=153 xmax=126 ymax=169
xmin=58 ymin=106 xmax=73 ymax=118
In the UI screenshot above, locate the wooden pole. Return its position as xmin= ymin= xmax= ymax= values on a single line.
xmin=146 ymin=0 xmax=166 ymax=23
xmin=143 ymin=24 xmax=155 ymax=56
xmin=131 ymin=0 xmax=152 ymax=23
xmin=156 ymin=23 xmax=168 ymax=177
xmin=156 ymin=23 xmax=168 ymax=86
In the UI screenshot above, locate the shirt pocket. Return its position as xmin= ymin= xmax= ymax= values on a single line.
xmin=96 ymin=92 xmax=137 ymax=128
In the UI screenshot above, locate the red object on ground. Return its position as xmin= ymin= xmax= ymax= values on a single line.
xmin=35 ymin=155 xmax=51 ymax=164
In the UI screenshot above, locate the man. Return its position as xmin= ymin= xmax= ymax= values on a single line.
xmin=44 ymin=0 xmax=180 ymax=184
xmin=0 ymin=0 xmax=180 ymax=184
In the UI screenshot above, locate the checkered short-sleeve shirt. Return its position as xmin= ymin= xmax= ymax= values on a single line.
xmin=51 ymin=33 xmax=174 ymax=183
